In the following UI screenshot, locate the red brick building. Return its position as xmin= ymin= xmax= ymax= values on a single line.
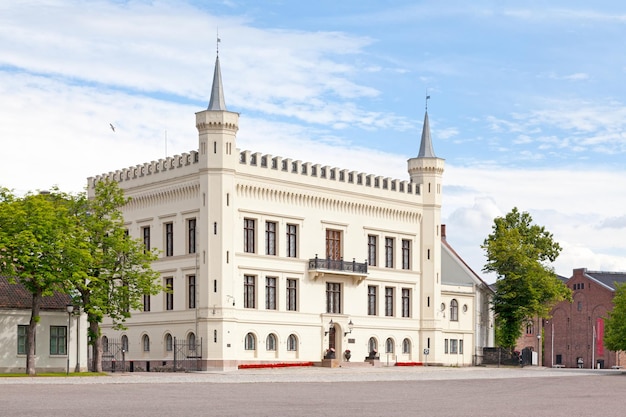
xmin=542 ymin=268 xmax=626 ymax=369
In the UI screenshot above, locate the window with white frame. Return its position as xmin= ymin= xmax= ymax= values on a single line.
xmin=164 ymin=222 xmax=173 ymax=256
xmin=367 ymin=285 xmax=377 ymax=316
xmin=265 ymin=277 xmax=277 ymax=310
xmin=286 ymin=279 xmax=297 ymax=311
xmin=326 ymin=282 xmax=341 ymax=313
xmin=244 ymin=218 xmax=256 ymax=253
xmin=265 ymin=221 xmax=277 ymax=255
xmin=266 ymin=334 xmax=277 ymax=351
xmin=50 ymin=326 xmax=67 ymax=355
xmin=142 ymin=335 xmax=150 ymax=352
xmin=368 ymin=235 xmax=377 ymax=266
xmin=244 ymin=275 xmax=256 ymax=308
xmin=286 ymin=223 xmax=298 ymax=258
xmin=385 ymin=338 xmax=394 ymax=353
xmin=385 ymin=237 xmax=394 ymax=268
xmin=385 ymin=287 xmax=394 ymax=317
xmin=402 ymin=338 xmax=411 ymax=354
xmin=165 ymin=333 xmax=173 ymax=352
xmin=287 ymin=334 xmax=298 ymax=351
xmin=450 ymin=299 xmax=459 ymax=321
xmin=244 ymin=333 xmax=256 ymax=350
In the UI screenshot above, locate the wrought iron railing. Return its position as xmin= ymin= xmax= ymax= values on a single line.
xmin=308 ymin=255 xmax=368 ymax=274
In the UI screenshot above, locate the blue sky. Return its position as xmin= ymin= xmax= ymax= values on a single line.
xmin=2 ymin=0 xmax=626 ymax=280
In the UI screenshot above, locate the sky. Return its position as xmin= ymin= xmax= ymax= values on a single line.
xmin=2 ymin=0 xmax=626 ymax=281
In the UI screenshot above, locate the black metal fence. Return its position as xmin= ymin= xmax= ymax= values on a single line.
xmin=99 ymin=337 xmax=203 ymax=372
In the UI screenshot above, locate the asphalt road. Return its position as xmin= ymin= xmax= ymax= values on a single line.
xmin=1 ymin=367 xmax=624 ymax=417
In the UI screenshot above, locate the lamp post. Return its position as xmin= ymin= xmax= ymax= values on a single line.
xmin=66 ymin=304 xmax=74 ymax=375
xmin=74 ymin=307 xmax=80 ymax=373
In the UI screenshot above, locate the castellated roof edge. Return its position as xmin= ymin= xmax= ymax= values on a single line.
xmin=88 ymin=150 xmax=199 ymax=189
xmin=238 ymin=149 xmax=422 ymax=198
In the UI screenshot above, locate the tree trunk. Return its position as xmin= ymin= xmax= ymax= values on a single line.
xmin=27 ymin=289 xmax=42 ymax=376
xmin=90 ymin=321 xmax=103 ymax=372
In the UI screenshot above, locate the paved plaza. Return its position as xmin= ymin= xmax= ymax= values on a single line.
xmin=1 ymin=366 xmax=624 ymax=416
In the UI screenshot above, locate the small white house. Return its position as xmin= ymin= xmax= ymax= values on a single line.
xmin=0 ymin=275 xmax=88 ymax=373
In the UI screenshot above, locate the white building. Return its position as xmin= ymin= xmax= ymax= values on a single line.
xmin=90 ymin=53 xmax=493 ymax=371
xmin=0 ymin=275 xmax=88 ymax=373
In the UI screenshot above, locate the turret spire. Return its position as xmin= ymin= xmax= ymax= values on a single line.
xmin=417 ymin=108 xmax=436 ymax=158
xmin=207 ymin=37 xmax=226 ymax=111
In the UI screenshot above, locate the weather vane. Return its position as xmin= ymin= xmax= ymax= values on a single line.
xmin=425 ymin=93 xmax=431 ymax=111
xmin=216 ymin=28 xmax=221 ymax=55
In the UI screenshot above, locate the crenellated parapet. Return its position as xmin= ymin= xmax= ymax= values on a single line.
xmin=88 ymin=151 xmax=199 ymax=189
xmin=238 ymin=150 xmax=421 ymax=197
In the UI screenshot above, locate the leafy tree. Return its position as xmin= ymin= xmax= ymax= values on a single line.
xmin=604 ymin=283 xmax=626 ymax=352
xmin=66 ymin=179 xmax=161 ymax=372
xmin=482 ymin=207 xmax=571 ymax=349
xmin=0 ymin=188 xmax=79 ymax=375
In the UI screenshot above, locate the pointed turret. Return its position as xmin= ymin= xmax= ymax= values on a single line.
xmin=207 ymin=55 xmax=227 ymax=111
xmin=417 ymin=111 xmax=436 ymax=158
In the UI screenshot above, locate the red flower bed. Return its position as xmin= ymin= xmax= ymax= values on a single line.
xmin=395 ymin=362 xmax=423 ymax=367
xmin=238 ymin=362 xmax=314 ymax=369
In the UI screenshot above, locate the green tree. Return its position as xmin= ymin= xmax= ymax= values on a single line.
xmin=0 ymin=188 xmax=79 ymax=375
xmin=482 ymin=207 xmax=571 ymax=349
xmin=604 ymin=283 xmax=626 ymax=352
xmin=66 ymin=179 xmax=161 ymax=372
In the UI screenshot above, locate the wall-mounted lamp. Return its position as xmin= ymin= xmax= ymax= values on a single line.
xmin=226 ymin=295 xmax=235 ymax=306
xmin=344 ymin=319 xmax=354 ymax=336
xmin=324 ymin=319 xmax=334 ymax=336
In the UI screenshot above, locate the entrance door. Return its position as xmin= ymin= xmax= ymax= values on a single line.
xmin=328 ymin=324 xmax=336 ymax=357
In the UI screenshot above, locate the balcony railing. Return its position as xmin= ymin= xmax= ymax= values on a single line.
xmin=308 ymin=255 xmax=368 ymax=275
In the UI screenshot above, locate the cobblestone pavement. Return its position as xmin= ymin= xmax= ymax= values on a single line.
xmin=1 ymin=366 xmax=625 ymax=417
xmin=0 ymin=365 xmax=621 ymax=385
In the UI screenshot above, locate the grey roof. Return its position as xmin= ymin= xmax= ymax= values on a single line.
xmin=585 ymin=271 xmax=626 ymax=291
xmin=0 ymin=275 xmax=71 ymax=310
xmin=417 ymin=111 xmax=436 ymax=158
xmin=207 ymin=55 xmax=227 ymax=111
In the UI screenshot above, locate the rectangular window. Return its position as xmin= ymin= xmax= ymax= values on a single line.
xmin=188 ymin=218 xmax=197 ymax=254
xmin=287 ymin=279 xmax=297 ymax=311
xmin=244 ymin=275 xmax=256 ymax=308
xmin=368 ymin=235 xmax=377 ymax=266
xmin=450 ymin=339 xmax=458 ymax=354
xmin=444 ymin=338 xmax=449 ymax=354
xmin=402 ymin=239 xmax=411 ymax=270
xmin=265 ymin=221 xmax=277 ymax=255
xmin=367 ymin=285 xmax=377 ymax=315
xmin=385 ymin=237 xmax=394 ymax=268
xmin=402 ymin=288 xmax=410 ymax=318
xmin=244 ymin=218 xmax=256 ymax=253
xmin=326 ymin=229 xmax=342 ymax=261
xmin=286 ymin=224 xmax=297 ymax=258
xmin=165 ymin=222 xmax=173 ymax=256
xmin=459 ymin=339 xmax=464 ymax=354
xmin=385 ymin=287 xmax=394 ymax=316
xmin=326 ymin=282 xmax=341 ymax=314
xmin=142 ymin=226 xmax=151 ymax=251
xmin=50 ymin=326 xmax=67 ymax=355
xmin=265 ymin=277 xmax=277 ymax=310
xmin=188 ymin=275 xmax=196 ymax=309
xmin=165 ymin=277 xmax=174 ymax=311
xmin=17 ymin=325 xmax=28 ymax=355
xmin=143 ymin=293 xmax=151 ymax=312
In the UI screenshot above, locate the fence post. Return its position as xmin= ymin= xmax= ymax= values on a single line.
xmin=173 ymin=337 xmax=177 ymax=370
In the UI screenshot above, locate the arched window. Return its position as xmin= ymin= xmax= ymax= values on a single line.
xmin=386 ymin=338 xmax=394 ymax=353
xmin=142 ymin=335 xmax=150 ymax=352
xmin=368 ymin=337 xmax=378 ymax=355
xmin=402 ymin=338 xmax=411 ymax=354
xmin=266 ymin=334 xmax=277 ymax=351
xmin=244 ymin=333 xmax=256 ymax=350
xmin=165 ymin=333 xmax=173 ymax=352
xmin=287 ymin=334 xmax=298 ymax=351
xmin=450 ymin=299 xmax=459 ymax=321
xmin=188 ymin=332 xmax=196 ymax=352
xmin=102 ymin=336 xmax=109 ymax=353
xmin=121 ymin=335 xmax=129 ymax=352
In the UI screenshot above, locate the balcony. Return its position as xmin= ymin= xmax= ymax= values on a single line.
xmin=308 ymin=255 xmax=368 ymax=283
